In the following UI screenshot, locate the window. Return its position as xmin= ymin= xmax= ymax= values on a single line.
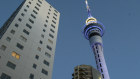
xmin=24 ymin=9 xmax=27 ymax=12
xmin=16 ymin=43 xmax=24 ymax=50
xmin=23 ymin=29 xmax=30 ymax=35
xmin=100 ymin=63 xmax=102 ymax=67
xmin=49 ymin=33 xmax=54 ymax=38
xmin=43 ymin=60 xmax=49 ymax=66
xmin=10 ymin=29 xmax=15 ymax=34
xmin=18 ymin=18 xmax=22 ymax=22
xmin=47 ymin=16 xmax=49 ymax=18
xmin=42 ymin=69 xmax=48 ymax=76
xmin=101 ymin=69 xmax=103 ymax=72
xmin=19 ymin=35 xmax=27 ymax=42
xmin=38 ymin=0 xmax=42 ymax=4
xmin=43 ymin=29 xmax=46 ymax=32
xmin=102 ymin=74 xmax=104 ymax=78
xmin=37 ymin=47 xmax=41 ymax=52
xmin=54 ymin=9 xmax=58 ymax=13
xmin=0 ymin=45 xmax=7 ymax=51
xmin=49 ymin=9 xmax=51 ymax=11
xmin=47 ymin=45 xmax=52 ymax=51
xmin=35 ymin=6 xmax=39 ymax=11
xmin=7 ymin=61 xmax=16 ymax=69
xmin=6 ymin=37 xmax=11 ymax=42
xmin=54 ymin=13 xmax=57 ymax=16
xmin=97 ymin=50 xmax=98 ymax=53
xmin=44 ymin=24 xmax=47 ymax=27
xmin=36 ymin=3 xmax=41 ymax=7
xmin=1 ymin=73 xmax=11 ymax=79
xmin=12 ymin=51 xmax=20 ymax=59
xmin=99 ymin=59 xmax=101 ymax=62
xmin=50 ymin=29 xmax=55 ymax=33
xmin=45 ymin=52 xmax=51 ymax=58
xmin=21 ymin=13 xmax=25 ymax=16
xmin=15 ymin=23 xmax=19 ymax=27
xmin=33 ymin=10 xmax=38 ymax=14
xmin=53 ymin=16 xmax=57 ymax=20
xmin=26 ymin=23 xmax=32 ymax=29
xmin=31 ymin=14 xmax=36 ymax=19
xmin=35 ymin=55 xmax=39 ymax=60
xmin=29 ymin=74 xmax=34 ymax=79
xmin=46 ymin=20 xmax=48 ymax=23
xmin=29 ymin=1 xmax=31 ymax=4
xmin=48 ymin=12 xmax=50 ymax=15
xmin=98 ymin=54 xmax=99 ymax=57
xmin=41 ymin=34 xmax=44 ymax=38
xmin=51 ymin=24 xmax=55 ymax=28
xmin=39 ymin=40 xmax=43 ymax=44
xmin=33 ymin=64 xmax=37 ymax=69
xmin=26 ymin=5 xmax=29 ymax=8
xmin=48 ymin=39 xmax=53 ymax=44
xmin=52 ymin=20 xmax=56 ymax=24
xmin=29 ymin=18 xmax=34 ymax=24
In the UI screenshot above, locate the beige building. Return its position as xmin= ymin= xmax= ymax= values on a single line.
xmin=72 ymin=65 xmax=102 ymax=79
xmin=0 ymin=0 xmax=60 ymax=79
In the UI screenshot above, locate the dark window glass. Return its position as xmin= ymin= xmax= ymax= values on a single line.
xmin=26 ymin=23 xmax=32 ymax=29
xmin=29 ymin=74 xmax=34 ymax=79
xmin=6 ymin=61 xmax=16 ymax=70
xmin=6 ymin=37 xmax=11 ymax=42
xmin=97 ymin=50 xmax=98 ymax=53
xmin=0 ymin=45 xmax=7 ymax=51
xmin=53 ymin=16 xmax=57 ymax=20
xmin=31 ymin=14 xmax=36 ymax=19
xmin=101 ymin=69 xmax=103 ymax=72
xmin=46 ymin=20 xmax=48 ymax=23
xmin=33 ymin=64 xmax=37 ymax=69
xmin=38 ymin=0 xmax=42 ymax=4
xmin=98 ymin=54 xmax=99 ymax=57
xmin=16 ymin=43 xmax=24 ymax=50
xmin=100 ymin=63 xmax=102 ymax=67
xmin=24 ymin=9 xmax=27 ymax=12
xmin=54 ymin=10 xmax=58 ymax=13
xmin=52 ymin=20 xmax=56 ymax=24
xmin=47 ymin=45 xmax=52 ymax=51
xmin=99 ymin=59 xmax=101 ymax=62
xmin=49 ymin=9 xmax=51 ymax=11
xmin=23 ymin=29 xmax=30 ymax=35
xmin=18 ymin=18 xmax=22 ymax=22
xmin=26 ymin=5 xmax=29 ymax=8
xmin=49 ymin=33 xmax=54 ymax=38
xmin=48 ymin=12 xmax=50 ymax=15
xmin=15 ymin=23 xmax=19 ymax=27
xmin=51 ymin=24 xmax=55 ymax=28
xmin=54 ymin=13 xmax=57 ymax=16
xmin=1 ymin=73 xmax=11 ymax=79
xmin=43 ymin=29 xmax=46 ymax=32
xmin=102 ymin=74 xmax=104 ymax=78
xmin=41 ymin=34 xmax=44 ymax=38
xmin=40 ymin=40 xmax=43 ymax=44
xmin=50 ymin=29 xmax=55 ymax=33
xmin=29 ymin=18 xmax=34 ymax=24
xmin=29 ymin=1 xmax=31 ymax=4
xmin=42 ymin=69 xmax=48 ymax=75
xmin=33 ymin=10 xmax=38 ymax=14
xmin=10 ymin=30 xmax=15 ymax=35
xmin=43 ymin=60 xmax=49 ymax=66
xmin=47 ymin=16 xmax=49 ymax=18
xmin=35 ymin=6 xmax=39 ymax=11
xmin=35 ymin=55 xmax=39 ymax=60
xmin=44 ymin=24 xmax=47 ymax=27
xmin=36 ymin=3 xmax=41 ymax=7
xmin=21 ymin=13 xmax=25 ymax=16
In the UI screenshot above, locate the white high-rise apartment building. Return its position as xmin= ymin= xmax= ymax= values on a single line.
xmin=0 ymin=0 xmax=60 ymax=79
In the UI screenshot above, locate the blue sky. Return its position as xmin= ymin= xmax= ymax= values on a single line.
xmin=0 ymin=0 xmax=140 ymax=79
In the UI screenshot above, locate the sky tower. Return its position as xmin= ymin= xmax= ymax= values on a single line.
xmin=83 ymin=0 xmax=110 ymax=79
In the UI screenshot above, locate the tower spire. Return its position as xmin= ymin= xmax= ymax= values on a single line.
xmin=85 ymin=0 xmax=92 ymax=17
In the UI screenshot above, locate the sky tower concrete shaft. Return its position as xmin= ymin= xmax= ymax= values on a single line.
xmin=83 ymin=0 xmax=110 ymax=79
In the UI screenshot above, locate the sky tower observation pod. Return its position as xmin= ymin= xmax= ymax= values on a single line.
xmin=83 ymin=16 xmax=105 ymax=40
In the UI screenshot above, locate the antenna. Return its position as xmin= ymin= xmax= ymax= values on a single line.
xmin=85 ymin=0 xmax=92 ymax=17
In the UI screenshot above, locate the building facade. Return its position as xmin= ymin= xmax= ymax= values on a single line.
xmin=83 ymin=0 xmax=110 ymax=79
xmin=72 ymin=65 xmax=101 ymax=79
xmin=0 ymin=0 xmax=60 ymax=79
